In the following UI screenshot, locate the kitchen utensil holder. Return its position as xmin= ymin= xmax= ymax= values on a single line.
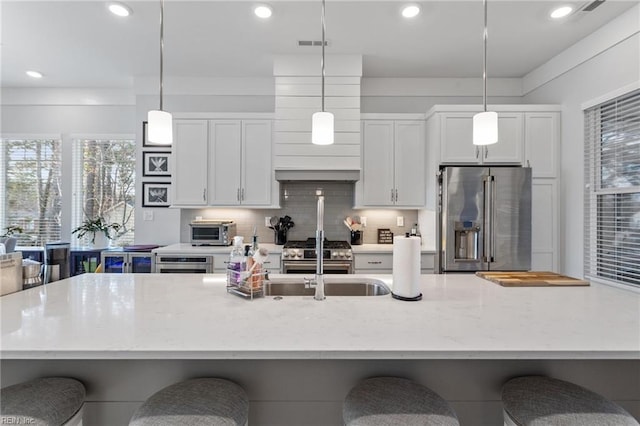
xmin=275 ymin=229 xmax=287 ymax=245
xmin=350 ymin=230 xmax=363 ymax=245
xmin=226 ymin=267 xmax=267 ymax=299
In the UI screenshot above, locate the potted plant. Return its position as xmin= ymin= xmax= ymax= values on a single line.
xmin=1 ymin=225 xmax=24 ymax=237
xmin=72 ymin=217 xmax=121 ymax=247
xmin=1 ymin=225 xmax=23 ymax=253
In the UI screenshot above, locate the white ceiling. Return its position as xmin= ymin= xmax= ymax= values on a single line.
xmin=1 ymin=0 xmax=637 ymax=88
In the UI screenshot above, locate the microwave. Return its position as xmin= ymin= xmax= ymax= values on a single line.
xmin=190 ymin=221 xmax=236 ymax=246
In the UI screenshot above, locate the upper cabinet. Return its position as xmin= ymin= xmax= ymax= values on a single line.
xmin=524 ymin=112 xmax=560 ymax=178
xmin=172 ymin=117 xmax=275 ymax=208
xmin=358 ymin=117 xmax=425 ymax=208
xmin=439 ymin=112 xmax=523 ymax=165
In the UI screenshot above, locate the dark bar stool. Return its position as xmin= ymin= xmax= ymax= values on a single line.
xmin=502 ymin=376 xmax=639 ymax=426
xmin=129 ymin=378 xmax=249 ymax=426
xmin=343 ymin=377 xmax=460 ymax=426
xmin=0 ymin=377 xmax=85 ymax=425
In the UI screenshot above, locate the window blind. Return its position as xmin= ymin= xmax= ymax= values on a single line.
xmin=0 ymin=139 xmax=62 ymax=246
xmin=584 ymin=89 xmax=640 ymax=287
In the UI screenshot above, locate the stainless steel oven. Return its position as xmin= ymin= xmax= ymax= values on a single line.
xmin=281 ymin=239 xmax=353 ymax=274
xmin=155 ymin=255 xmax=214 ymax=273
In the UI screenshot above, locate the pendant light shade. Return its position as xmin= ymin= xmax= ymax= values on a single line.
xmin=311 ymin=0 xmax=334 ymax=146
xmin=472 ymin=0 xmax=497 ymax=146
xmin=312 ymin=111 xmax=334 ymax=145
xmin=147 ymin=0 xmax=173 ymax=146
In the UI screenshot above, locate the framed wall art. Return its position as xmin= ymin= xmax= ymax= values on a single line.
xmin=142 ymin=182 xmax=171 ymax=207
xmin=143 ymin=151 xmax=171 ymax=177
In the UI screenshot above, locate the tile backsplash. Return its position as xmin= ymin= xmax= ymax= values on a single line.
xmin=180 ymin=182 xmax=419 ymax=245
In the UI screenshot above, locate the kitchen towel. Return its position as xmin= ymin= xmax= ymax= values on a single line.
xmin=392 ymin=235 xmax=422 ymax=301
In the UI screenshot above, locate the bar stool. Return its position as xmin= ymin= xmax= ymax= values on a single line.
xmin=0 ymin=377 xmax=85 ymax=426
xmin=343 ymin=377 xmax=460 ymax=426
xmin=502 ymin=376 xmax=639 ymax=426
xmin=129 ymin=378 xmax=249 ymax=426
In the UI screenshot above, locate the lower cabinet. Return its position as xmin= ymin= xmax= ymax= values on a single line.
xmin=101 ymin=251 xmax=154 ymax=273
xmin=213 ymin=252 xmax=281 ymax=274
xmin=70 ymin=249 xmax=104 ymax=276
xmin=531 ymin=179 xmax=559 ymax=272
xmin=353 ymin=252 xmax=435 ymax=274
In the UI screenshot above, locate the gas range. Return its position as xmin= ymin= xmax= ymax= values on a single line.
xmin=282 ymin=238 xmax=352 ymax=261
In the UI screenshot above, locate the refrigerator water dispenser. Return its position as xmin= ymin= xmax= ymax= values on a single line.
xmin=454 ymin=221 xmax=480 ymax=261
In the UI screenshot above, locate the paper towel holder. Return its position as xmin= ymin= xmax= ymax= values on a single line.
xmin=391 ymin=233 xmax=423 ymax=301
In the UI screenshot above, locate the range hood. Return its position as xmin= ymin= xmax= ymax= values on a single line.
xmin=275 ymin=169 xmax=360 ymax=182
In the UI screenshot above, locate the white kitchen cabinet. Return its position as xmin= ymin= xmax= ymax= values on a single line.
xmin=209 ymin=120 xmax=272 ymax=206
xmin=438 ymin=112 xmax=523 ymax=165
xmin=360 ymin=120 xmax=425 ymax=207
xmin=525 ymin=112 xmax=560 ymax=178
xmin=531 ymin=179 xmax=559 ymax=272
xmin=172 ymin=118 xmax=273 ymax=207
xmin=172 ymin=120 xmax=209 ymax=206
xmin=213 ymin=252 xmax=281 ymax=274
xmin=353 ymin=252 xmax=434 ymax=274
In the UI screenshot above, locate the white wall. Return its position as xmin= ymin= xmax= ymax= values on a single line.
xmin=523 ymin=33 xmax=640 ymax=278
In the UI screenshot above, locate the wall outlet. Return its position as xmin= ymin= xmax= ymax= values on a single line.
xmin=396 ymin=216 xmax=404 ymax=227
xmin=143 ymin=211 xmax=154 ymax=221
xmin=361 ymin=216 xmax=367 ymax=226
xmin=265 ymin=216 xmax=271 ymax=227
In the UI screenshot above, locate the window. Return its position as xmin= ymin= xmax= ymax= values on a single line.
xmin=72 ymin=139 xmax=136 ymax=247
xmin=0 ymin=138 xmax=62 ymax=246
xmin=584 ymin=89 xmax=640 ymax=287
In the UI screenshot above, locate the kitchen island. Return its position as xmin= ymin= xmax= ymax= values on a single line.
xmin=2 ymin=274 xmax=639 ymax=424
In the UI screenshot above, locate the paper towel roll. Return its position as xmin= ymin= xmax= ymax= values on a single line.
xmin=392 ymin=235 xmax=422 ymax=301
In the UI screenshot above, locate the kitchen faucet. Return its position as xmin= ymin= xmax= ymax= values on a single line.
xmin=305 ymin=191 xmax=326 ymax=300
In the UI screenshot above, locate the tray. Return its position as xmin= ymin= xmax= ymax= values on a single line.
xmin=476 ymin=271 xmax=589 ymax=287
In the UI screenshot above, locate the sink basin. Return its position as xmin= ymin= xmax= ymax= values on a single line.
xmin=263 ymin=277 xmax=390 ymax=296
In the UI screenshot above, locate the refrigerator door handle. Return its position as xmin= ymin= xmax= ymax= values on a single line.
xmin=483 ymin=175 xmax=495 ymax=263
xmin=489 ymin=177 xmax=496 ymax=263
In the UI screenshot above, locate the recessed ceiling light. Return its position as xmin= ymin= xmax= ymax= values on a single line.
xmin=401 ymin=4 xmax=421 ymax=18
xmin=26 ymin=70 xmax=43 ymax=79
xmin=254 ymin=5 xmax=273 ymax=19
xmin=550 ymin=5 xmax=573 ymax=19
xmin=108 ymin=2 xmax=132 ymax=17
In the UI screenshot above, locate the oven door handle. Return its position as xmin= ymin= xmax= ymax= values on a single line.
xmin=282 ymin=262 xmax=352 ymax=272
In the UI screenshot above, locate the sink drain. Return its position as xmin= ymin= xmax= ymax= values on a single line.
xmin=273 ymin=296 xmax=283 ymax=301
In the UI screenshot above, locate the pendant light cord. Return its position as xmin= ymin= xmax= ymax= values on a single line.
xmin=482 ymin=0 xmax=487 ymax=112
xmin=159 ymin=0 xmax=165 ymax=111
xmin=321 ymin=0 xmax=326 ymax=112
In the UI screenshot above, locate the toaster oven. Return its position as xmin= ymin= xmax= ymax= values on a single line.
xmin=189 ymin=220 xmax=236 ymax=246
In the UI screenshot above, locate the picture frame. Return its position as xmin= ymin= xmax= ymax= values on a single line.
xmin=142 ymin=151 xmax=171 ymax=177
xmin=142 ymin=121 xmax=172 ymax=148
xmin=142 ymin=182 xmax=171 ymax=208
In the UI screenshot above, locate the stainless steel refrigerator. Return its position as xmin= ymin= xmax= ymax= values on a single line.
xmin=436 ymin=166 xmax=532 ymax=273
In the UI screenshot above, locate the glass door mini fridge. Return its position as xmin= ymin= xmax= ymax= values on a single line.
xmin=436 ymin=166 xmax=532 ymax=273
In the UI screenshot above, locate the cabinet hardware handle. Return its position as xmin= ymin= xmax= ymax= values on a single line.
xmin=368 ymin=261 xmax=382 ymax=264
xmin=241 ymin=188 xmax=244 ymax=201
xmin=476 ymin=146 xmax=480 ymax=159
xmin=484 ymin=147 xmax=488 ymax=159
xmin=237 ymin=188 xmax=240 ymax=201
xmin=395 ymin=189 xmax=398 ymax=202
xmin=391 ymin=189 xmax=394 ymax=202
xmin=203 ymin=189 xmax=206 ymax=201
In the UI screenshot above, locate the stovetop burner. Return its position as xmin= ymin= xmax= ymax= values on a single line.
xmin=283 ymin=238 xmax=351 ymax=250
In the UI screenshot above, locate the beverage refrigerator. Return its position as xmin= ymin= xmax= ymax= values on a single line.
xmin=436 ymin=166 xmax=532 ymax=273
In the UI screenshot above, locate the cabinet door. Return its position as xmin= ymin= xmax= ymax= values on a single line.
xmin=172 ymin=120 xmax=208 ymax=206
xmin=440 ymin=113 xmax=479 ymax=164
xmin=353 ymin=253 xmax=393 ymax=273
xmin=394 ymin=121 xmax=426 ymax=207
xmin=531 ymin=180 xmax=558 ymax=272
xmin=362 ymin=121 xmax=395 ymax=206
xmin=129 ymin=253 xmax=153 ymax=273
xmin=102 ymin=253 xmax=125 ymax=273
xmin=209 ymin=120 xmax=242 ymax=205
xmin=525 ymin=112 xmax=559 ymax=178
xmin=483 ymin=113 xmax=523 ymax=164
xmin=242 ymin=120 xmax=272 ymax=205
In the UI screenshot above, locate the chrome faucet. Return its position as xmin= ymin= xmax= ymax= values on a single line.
xmin=305 ymin=192 xmax=326 ymax=300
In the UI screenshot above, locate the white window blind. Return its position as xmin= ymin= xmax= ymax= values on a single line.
xmin=0 ymin=138 xmax=62 ymax=246
xmin=72 ymin=139 xmax=136 ymax=247
xmin=584 ymin=89 xmax=640 ymax=287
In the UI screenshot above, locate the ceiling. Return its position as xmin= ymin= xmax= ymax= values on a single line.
xmin=1 ymin=0 xmax=637 ymax=89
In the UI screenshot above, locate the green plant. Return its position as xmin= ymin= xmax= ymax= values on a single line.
xmin=72 ymin=217 xmax=121 ymax=244
xmin=1 ymin=225 xmax=23 ymax=237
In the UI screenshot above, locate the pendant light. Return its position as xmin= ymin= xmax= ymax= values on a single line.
xmin=473 ymin=0 xmax=498 ymax=146
xmin=147 ymin=0 xmax=172 ymax=145
xmin=311 ymin=0 xmax=334 ymax=145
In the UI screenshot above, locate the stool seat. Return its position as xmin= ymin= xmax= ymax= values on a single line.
xmin=502 ymin=376 xmax=639 ymax=426
xmin=343 ymin=377 xmax=460 ymax=426
xmin=0 ymin=377 xmax=85 ymax=426
xmin=129 ymin=378 xmax=248 ymax=426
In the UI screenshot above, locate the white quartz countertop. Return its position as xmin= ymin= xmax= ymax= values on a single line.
xmin=2 ymin=274 xmax=638 ymax=360
xmin=153 ymin=243 xmax=282 ymax=255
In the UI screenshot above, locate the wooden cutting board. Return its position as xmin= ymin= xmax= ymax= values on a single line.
xmin=476 ymin=271 xmax=589 ymax=287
